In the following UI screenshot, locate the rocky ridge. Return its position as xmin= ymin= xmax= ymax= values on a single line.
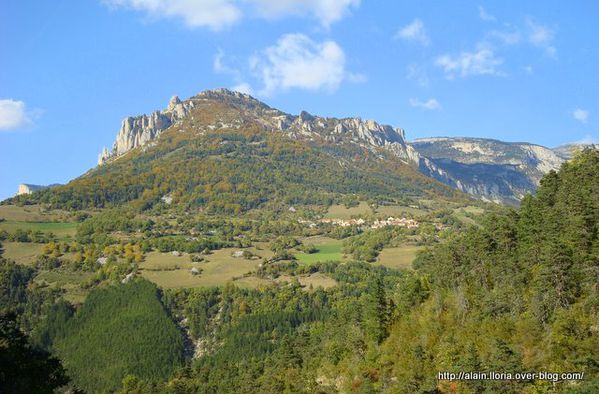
xmin=410 ymin=137 xmax=566 ymax=204
xmin=96 ymin=88 xmax=569 ymax=204
xmin=98 ymin=89 xmax=420 ymax=167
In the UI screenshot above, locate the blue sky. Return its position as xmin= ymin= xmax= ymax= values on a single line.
xmin=1 ymin=1 xmax=598 ymax=200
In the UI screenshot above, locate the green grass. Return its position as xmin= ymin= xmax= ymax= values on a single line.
xmin=1 ymin=242 xmax=42 ymax=265
xmin=0 ymin=220 xmax=78 ymax=240
xmin=295 ymin=237 xmax=344 ymax=264
xmin=140 ymin=247 xmax=273 ymax=288
xmin=374 ymin=245 xmax=424 ymax=270
xmin=453 ymin=205 xmax=486 ymax=225
xmin=0 ymin=204 xmax=69 ymax=221
xmin=374 ymin=204 xmax=426 ymax=217
xmin=276 ymin=273 xmax=337 ymax=290
xmin=325 ymin=202 xmax=372 ymax=219
xmin=34 ymin=270 xmax=94 ymax=304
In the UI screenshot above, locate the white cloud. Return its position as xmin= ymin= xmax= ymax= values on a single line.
xmin=409 ymin=98 xmax=441 ymax=111
xmin=251 ymin=33 xmax=353 ymax=96
xmin=395 ymin=19 xmax=430 ymax=46
xmin=478 ymin=5 xmax=496 ymax=22
xmin=102 ymin=0 xmax=241 ymax=30
xmin=435 ymin=48 xmax=503 ymax=78
xmin=526 ymin=19 xmax=556 ymax=57
xmin=102 ymin=0 xmax=360 ymax=29
xmin=0 ymin=99 xmax=32 ymax=131
xmin=573 ymin=109 xmax=589 ymax=124
xmin=251 ymin=0 xmax=360 ymax=27
xmin=231 ymin=82 xmax=253 ymax=95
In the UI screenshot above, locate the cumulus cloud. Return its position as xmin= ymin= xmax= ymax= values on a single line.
xmin=573 ymin=109 xmax=589 ymax=124
xmin=395 ymin=19 xmax=430 ymax=46
xmin=0 ymin=99 xmax=32 ymax=131
xmin=102 ymin=0 xmax=241 ymax=30
xmin=435 ymin=48 xmax=503 ymax=79
xmin=250 ymin=33 xmax=354 ymax=96
xmin=526 ymin=19 xmax=556 ymax=57
xmin=409 ymin=98 xmax=440 ymax=111
xmin=252 ymin=0 xmax=360 ymax=27
xmin=478 ymin=5 xmax=496 ymax=22
xmin=102 ymin=0 xmax=359 ymax=29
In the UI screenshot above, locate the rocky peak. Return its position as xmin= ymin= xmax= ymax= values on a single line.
xmin=98 ymin=88 xmax=421 ymax=167
xmin=167 ymin=95 xmax=181 ymax=110
xmin=98 ymin=95 xmax=195 ymax=165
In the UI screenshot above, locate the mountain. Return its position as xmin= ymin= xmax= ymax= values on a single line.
xmin=410 ymin=137 xmax=565 ymax=204
xmin=19 ymin=89 xmax=464 ymax=212
xmin=552 ymin=142 xmax=596 ymax=160
xmin=98 ymin=89 xmax=420 ymax=167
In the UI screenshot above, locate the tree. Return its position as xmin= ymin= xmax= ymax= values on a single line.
xmin=0 ymin=312 xmax=69 ymax=393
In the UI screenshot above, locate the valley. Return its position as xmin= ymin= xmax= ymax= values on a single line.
xmin=1 ymin=89 xmax=597 ymax=393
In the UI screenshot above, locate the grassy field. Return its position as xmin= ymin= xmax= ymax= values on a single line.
xmin=296 ymin=236 xmax=344 ymax=264
xmin=325 ymin=202 xmax=372 ymax=219
xmin=375 ymin=245 xmax=424 ymax=270
xmin=0 ymin=220 xmax=78 ymax=240
xmin=140 ymin=247 xmax=273 ymax=288
xmin=0 ymin=204 xmax=69 ymax=221
xmin=453 ymin=205 xmax=485 ymax=225
xmin=374 ymin=204 xmax=426 ymax=217
xmin=2 ymin=242 xmax=43 ymax=265
xmin=34 ymin=270 xmax=94 ymax=304
xmin=277 ymin=273 xmax=337 ymax=290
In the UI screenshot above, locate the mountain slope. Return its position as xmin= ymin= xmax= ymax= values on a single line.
xmin=411 ymin=137 xmax=565 ymax=204
xmin=17 ymin=90 xmax=465 ymax=212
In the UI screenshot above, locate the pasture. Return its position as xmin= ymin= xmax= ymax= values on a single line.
xmin=375 ymin=245 xmax=424 ymax=270
xmin=0 ymin=220 xmax=78 ymax=241
xmin=325 ymin=202 xmax=372 ymax=219
xmin=139 ymin=247 xmax=273 ymax=289
xmin=2 ymin=242 xmax=43 ymax=265
xmin=296 ymin=236 xmax=344 ymax=264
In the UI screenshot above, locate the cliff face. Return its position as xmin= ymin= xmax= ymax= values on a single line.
xmin=16 ymin=183 xmax=61 ymax=196
xmin=98 ymin=89 xmax=420 ymax=167
xmin=98 ymin=96 xmax=195 ymax=164
xmin=410 ymin=137 xmax=565 ymax=204
xmin=96 ymin=88 xmax=568 ymax=205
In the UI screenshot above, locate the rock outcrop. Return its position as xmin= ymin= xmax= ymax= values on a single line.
xmin=16 ymin=183 xmax=61 ymax=196
xmin=98 ymin=89 xmax=420 ymax=167
xmin=410 ymin=137 xmax=566 ymax=204
xmin=96 ymin=88 xmax=570 ymax=205
xmin=98 ymin=95 xmax=195 ymax=165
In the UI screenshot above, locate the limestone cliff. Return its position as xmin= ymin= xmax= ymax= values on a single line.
xmin=98 ymin=95 xmax=194 ymax=164
xmin=411 ymin=137 xmax=565 ymax=204
xmin=98 ymin=89 xmax=419 ymax=167
xmin=16 ymin=183 xmax=61 ymax=196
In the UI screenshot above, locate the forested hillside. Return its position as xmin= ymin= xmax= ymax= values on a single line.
xmin=1 ymin=147 xmax=596 ymax=392
xmin=103 ymin=150 xmax=599 ymax=392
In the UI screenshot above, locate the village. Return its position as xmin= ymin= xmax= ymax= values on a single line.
xmin=298 ymin=216 xmax=420 ymax=229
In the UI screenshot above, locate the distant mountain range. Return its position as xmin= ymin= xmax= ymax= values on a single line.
xmin=89 ymin=89 xmax=593 ymax=205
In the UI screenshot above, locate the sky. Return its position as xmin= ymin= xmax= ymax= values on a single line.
xmin=1 ymin=0 xmax=598 ymax=200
